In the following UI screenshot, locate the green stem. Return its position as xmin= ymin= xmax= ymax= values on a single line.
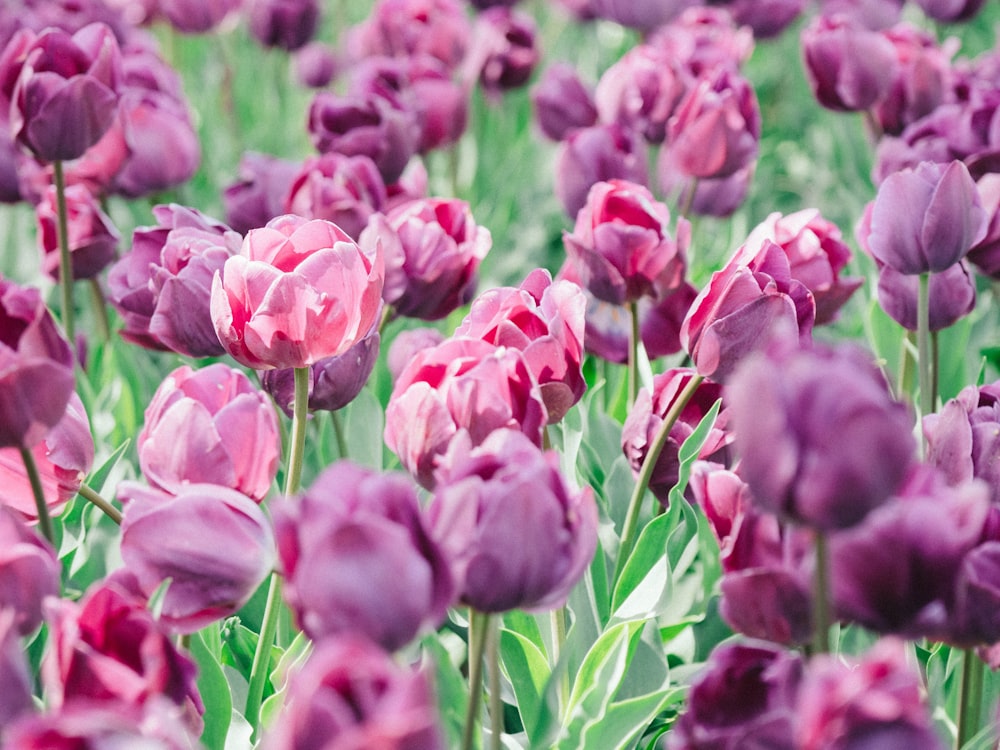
xmin=462 ymin=610 xmax=489 ymax=750
xmin=931 ymin=330 xmax=940 ymax=415
xmin=20 ymin=446 xmax=53 ymax=544
xmin=627 ymin=300 xmax=640 ymax=408
xmin=550 ymin=607 xmax=569 ymax=714
xmin=88 ymin=278 xmax=110 ymax=344
xmin=53 ymin=160 xmax=74 ymax=344
xmin=487 ymin=615 xmax=502 ymax=750
xmin=956 ymin=648 xmax=984 ymax=749
xmin=613 ymin=374 xmax=705 ymax=587
xmin=917 ymin=273 xmax=933 ymax=426
xmin=331 ymin=409 xmax=348 ymax=459
xmin=77 ymin=482 xmax=121 ymax=525
xmin=812 ymin=530 xmax=830 ymax=655
xmin=680 ymin=177 xmax=699 ymax=217
xmin=246 ymin=366 xmax=310 ymax=740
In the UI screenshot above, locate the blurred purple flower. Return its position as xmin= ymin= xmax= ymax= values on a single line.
xmin=387 ymin=327 xmax=445 ymax=381
xmin=647 ymin=7 xmax=754 ymax=78
xmin=595 ymin=44 xmax=687 ymax=144
xmin=0 ymin=506 xmax=59 ymax=635
xmin=967 ymin=173 xmax=1000 ymax=278
xmin=223 ymin=151 xmax=300 ymax=235
xmin=347 ymin=0 xmax=470 ymax=70
xmin=285 ymin=152 xmax=387 ymax=240
xmin=158 ymin=0 xmax=241 ymax=33
xmin=0 ymin=611 xmax=32 ymax=727
xmin=35 ymin=182 xmax=118 ymax=281
xmin=292 ymin=41 xmax=338 ymax=88
xmin=877 ymin=259 xmax=976 ymax=331
xmin=554 ymin=123 xmax=648 ymax=219
xmin=913 ymin=0 xmax=986 ymax=22
xmin=713 ymin=0 xmax=807 ymax=38
xmin=466 ymin=7 xmax=540 ymax=99
xmin=532 ymin=63 xmax=597 ymax=142
xmin=588 ymin=0 xmax=697 ymax=32
xmin=247 ymin=0 xmax=320 ymax=51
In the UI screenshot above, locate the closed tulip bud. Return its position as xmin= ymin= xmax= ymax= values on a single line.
xmin=119 ymin=483 xmax=276 ymax=633
xmin=818 ymin=0 xmax=904 ymax=29
xmin=36 ymin=183 xmax=118 ymax=281
xmin=0 ymin=506 xmax=60 ymax=635
xmin=554 ymin=123 xmax=648 ymax=219
xmin=158 ymin=0 xmax=241 ymax=33
xmin=211 ymin=214 xmax=384 ymax=370
xmin=223 ymin=151 xmax=300 ymax=236
xmin=385 ymin=337 xmax=547 ymax=488
xmin=430 ymin=429 xmax=597 ymax=613
xmin=248 ymin=0 xmax=320 ymax=51
xmin=292 ymin=42 xmax=338 ymax=88
xmin=721 ymin=0 xmax=807 ymax=38
xmin=532 ymin=63 xmax=598 ymax=142
xmin=284 ymin=152 xmax=387 ymax=240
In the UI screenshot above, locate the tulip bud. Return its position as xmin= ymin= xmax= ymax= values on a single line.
xmin=554 ymin=123 xmax=648 ymax=219
xmin=531 ymin=63 xmax=597 ymax=142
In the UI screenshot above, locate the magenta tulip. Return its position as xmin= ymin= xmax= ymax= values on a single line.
xmin=292 ymin=42 xmax=338 ymax=88
xmin=647 ymin=8 xmax=754 ymax=77
xmin=347 ymin=0 xmax=470 ymax=70
xmin=284 ymin=152 xmax=387 ymax=240
xmin=717 ymin=0 xmax=807 ymax=38
xmin=913 ymin=0 xmax=986 ymax=21
xmin=877 ymin=260 xmax=976 ymax=331
xmin=158 ymin=0 xmax=241 ymax=33
xmin=467 ymin=7 xmax=540 ymax=98
xmin=36 ymin=183 xmax=118 ymax=281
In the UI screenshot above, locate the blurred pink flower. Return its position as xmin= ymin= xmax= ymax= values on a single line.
xmin=36 ymin=182 xmax=119 ymax=281
xmin=0 ymin=506 xmax=60 ymax=635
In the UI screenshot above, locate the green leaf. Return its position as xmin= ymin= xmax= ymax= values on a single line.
xmin=503 ymin=610 xmax=546 ymax=657
xmin=573 ymin=687 xmax=685 ymax=750
xmin=610 ymin=513 xmax=671 ymax=620
xmin=423 ymin=632 xmax=469 ymax=749
xmin=342 ymin=387 xmax=385 ymax=469
xmin=564 ymin=620 xmax=646 ymax=721
xmin=500 ymin=628 xmax=552 ymax=738
xmin=191 ymin=628 xmax=233 ymax=750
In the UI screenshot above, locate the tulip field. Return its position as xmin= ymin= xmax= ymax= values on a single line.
xmin=5 ymin=0 xmax=1000 ymax=748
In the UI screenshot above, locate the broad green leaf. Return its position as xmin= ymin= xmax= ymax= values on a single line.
xmin=610 ymin=513 xmax=671 ymax=621
xmin=500 ymin=628 xmax=552 ymax=738
xmin=503 ymin=610 xmax=546 ymax=656
xmin=343 ymin=387 xmax=385 ymax=469
xmin=192 ymin=628 xmax=233 ymax=750
xmin=565 ymin=620 xmax=646 ymax=720
xmin=423 ymin=633 xmax=469 ymax=749
xmin=572 ymin=687 xmax=685 ymax=750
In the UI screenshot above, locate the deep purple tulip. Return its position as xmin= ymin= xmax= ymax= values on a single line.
xmin=967 ymin=173 xmax=1000 ymax=278
xmin=801 ymin=14 xmax=898 ymax=112
xmin=223 ymin=151 xmax=300 ymax=236
xmin=714 ymin=0 xmax=808 ymax=38
xmin=595 ymin=44 xmax=687 ymax=145
xmin=818 ymin=0 xmax=904 ymax=29
xmin=292 ymin=41 xmax=338 ymax=88
xmin=262 ymin=635 xmax=445 ymax=750
xmin=727 ymin=340 xmax=915 ymax=530
xmin=877 ymin=259 xmax=976 ymax=331
xmin=667 ymin=639 xmax=802 ymax=750
xmin=107 ymin=204 xmax=240 ymax=358
xmin=864 ymin=160 xmax=987 ymax=274
xmin=798 ymin=638 xmax=946 ymax=750
xmin=262 ymin=326 xmax=380 ymax=416
xmin=285 ymin=152 xmax=387 ymax=240
xmin=158 ymin=0 xmax=241 ymax=33
xmin=36 ymin=183 xmax=118 ymax=281
xmin=680 ymin=240 xmax=815 ymax=382
xmin=0 ymin=125 xmax=22 ymax=203
xmin=563 ymin=179 xmax=688 ymax=305
xmin=0 ymin=277 xmax=75 ymax=449
xmin=913 ymin=0 xmax=986 ymax=22
xmin=743 ymin=209 xmax=861 ymax=325
xmin=360 ymin=197 xmax=491 ymax=321
xmin=137 ymin=364 xmax=280 ymax=502
xmin=0 ymin=611 xmax=32 ymax=728
xmin=347 ymin=0 xmax=470 ymax=70
xmin=430 ymin=429 xmax=597 ymax=613
xmin=532 ymin=63 xmax=597 ymax=142
xmin=467 ymin=7 xmax=540 ymax=98
xmin=647 ymin=7 xmax=754 ymax=78
xmin=273 ymin=462 xmax=454 ymax=651
xmin=0 ymin=506 xmax=59 ymax=635
xmin=554 ymin=123 xmax=648 ymax=219
xmin=7 ymin=23 xmax=121 ymax=161
xmin=588 ymin=0 xmax=697 ymax=32
xmin=456 ymin=268 xmax=586 ymax=422
xmin=384 ymin=337 xmax=547 ymax=488
xmin=119 ymin=483 xmax=276 ymax=634
xmin=953 ymin=542 xmax=1000 ymax=647
xmin=622 ymin=369 xmax=730 ymax=504
xmin=247 ymin=0 xmax=320 ymax=51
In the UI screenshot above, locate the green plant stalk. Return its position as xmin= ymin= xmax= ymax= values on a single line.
xmin=918 ymin=273 xmax=933 ymax=426
xmin=549 ymin=606 xmax=569 ymax=715
xmin=812 ymin=530 xmax=830 ymax=655
xmin=613 ymin=373 xmax=705 ymax=587
xmin=462 ymin=609 xmax=489 ymax=750
xmin=956 ymin=647 xmax=984 ymax=749
xmin=628 ymin=300 xmax=640 ymax=408
xmin=20 ymin=446 xmax=53 ymax=544
xmin=53 ymin=160 xmax=74 ymax=344
xmin=331 ymin=409 xmax=348 ymax=459
xmin=88 ymin=278 xmax=110 ymax=343
xmin=77 ymin=482 xmax=122 ymax=525
xmin=487 ymin=615 xmax=502 ymax=750
xmin=246 ymin=366 xmax=309 ymax=740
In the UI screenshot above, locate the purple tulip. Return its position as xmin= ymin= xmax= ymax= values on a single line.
xmin=877 ymin=259 xmax=976 ymax=331
xmin=913 ymin=0 xmax=986 ymax=22
xmin=223 ymin=151 xmax=300 ymax=235
xmin=715 ymin=0 xmax=808 ymax=38
xmin=0 ymin=611 xmax=32 ymax=728
xmin=864 ymin=160 xmax=987 ymax=274
xmin=818 ymin=0 xmax=905 ymax=29
xmin=455 ymin=268 xmax=586 ymax=422
xmin=274 ymin=462 xmax=454 ymax=650
xmin=667 ymin=639 xmax=802 ymax=750
xmin=430 ymin=429 xmax=597 ymax=612
xmin=0 ymin=124 xmax=22 ymax=203
xmin=563 ymin=179 xmax=688 ymax=305
xmin=136 ymin=364 xmax=280 ymax=502
xmin=292 ymin=42 xmax=338 ymax=88
xmin=967 ymin=173 xmax=1000 ymax=278
xmin=107 ymin=204 xmax=241 ymax=358
xmin=466 ymin=7 xmax=540 ymax=99
xmin=953 ymin=542 xmax=1000 ymax=647
xmin=262 ymin=326 xmax=380 ymax=416
xmin=727 ymin=340 xmax=915 ymax=530
xmin=36 ymin=183 xmax=118 ymax=281
xmin=680 ymin=240 xmax=815 ymax=382
xmin=384 ymin=337 xmax=547 ymax=488
xmin=0 ymin=277 xmax=75 ymax=449
xmin=743 ymin=209 xmax=862 ymax=325
xmin=594 ymin=44 xmax=687 ymax=145
xmin=284 ymin=152 xmax=387 ymax=240
xmin=531 ymin=63 xmax=597 ymax=142
xmin=622 ymin=369 xmax=730 ymax=504
xmin=347 ymin=0 xmax=470 ymax=70
xmin=659 ymin=156 xmax=754 ymax=218
xmin=0 ymin=506 xmax=59 ymax=635
xmin=247 ymin=0 xmax=320 ymax=51
xmin=360 ymin=197 xmax=491 ymax=321
xmin=554 ymin=123 xmax=648 ymax=219
xmin=588 ymin=0 xmax=697 ymax=32
xmin=158 ymin=0 xmax=241 ymax=33
xmin=261 ymin=635 xmax=445 ymax=750
xmin=801 ymin=14 xmax=898 ymax=112
xmin=7 ymin=23 xmax=121 ymax=161
xmin=647 ymin=8 xmax=754 ymax=77
xmin=119 ymin=483 xmax=276 ymax=634
xmin=798 ymin=638 xmax=945 ymax=750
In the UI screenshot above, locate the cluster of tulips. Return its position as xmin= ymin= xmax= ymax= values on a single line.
xmin=2 ymin=0 xmax=1000 ymax=748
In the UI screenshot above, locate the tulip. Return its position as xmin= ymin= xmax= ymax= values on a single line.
xmin=136 ymin=364 xmax=280 ymax=502
xmin=467 ymin=7 xmax=540 ymax=99
xmin=727 ymin=340 xmax=915 ymax=530
xmin=876 ymin=260 xmax=976 ymax=331
xmin=107 ymin=204 xmax=241 ymax=358
xmin=588 ymin=0 xmax=697 ymax=32
xmin=292 ymin=42 xmax=338 ymax=88
xmin=621 ymin=369 xmax=730 ymax=505
xmin=553 ymin=123 xmax=648 ymax=219
xmin=0 ymin=125 xmax=23 ymax=203
xmin=647 ymin=8 xmax=754 ymax=77
xmin=563 ymin=179 xmax=687 ymax=305
xmin=387 ymin=327 xmax=445 ymax=380
xmin=430 ymin=429 xmax=597 ymax=612
xmin=595 ymin=44 xmax=686 ymax=145
xmin=284 ymin=152 xmax=387 ymax=240
xmin=718 ymin=0 xmax=808 ymax=38
xmin=0 ymin=276 xmax=75 ymax=449
xmin=864 ymin=160 xmax=987 ymax=274
xmin=952 ymin=543 xmax=1000 ymax=647
xmin=0 ymin=506 xmax=60 ymax=635
xmin=967 ymin=173 xmax=1000 ymax=278
xmin=262 ymin=635 xmax=445 ymax=750
xmin=158 ymin=0 xmax=241 ymax=33
xmin=658 ymin=157 xmax=753 ymax=218
xmin=223 ymin=151 xmax=301 ymax=236
xmin=119 ymin=483 xmax=276 ymax=633
xmin=273 ymin=461 xmax=454 ymax=650
xmin=347 ymin=0 xmax=470 ymax=70
xmin=680 ymin=240 xmax=815 ymax=382
xmin=211 ymin=214 xmax=384 ymax=370
xmin=531 ymin=63 xmax=597 ymax=142
xmin=0 ymin=611 xmax=32 ymax=728
xmin=455 ymin=268 xmax=586 ymax=422
xmin=35 ymin=183 xmax=118 ymax=281
xmin=360 ymin=198 xmax=491 ymax=321
xmin=817 ymin=0 xmax=904 ymax=28
xmin=913 ymin=0 xmax=986 ymax=21
xmin=384 ymin=337 xmax=547 ymax=488
xmin=247 ymin=0 xmax=320 ymax=51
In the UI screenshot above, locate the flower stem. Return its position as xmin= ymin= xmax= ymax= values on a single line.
xmin=462 ymin=609 xmax=489 ymax=750
xmin=77 ymin=482 xmax=121 ymax=525
xmin=19 ymin=446 xmax=53 ymax=544
xmin=812 ymin=530 xmax=830 ymax=655
xmin=956 ymin=647 xmax=984 ymax=749
xmin=331 ymin=409 xmax=348 ymax=459
xmin=917 ymin=273 xmax=933 ymax=425
xmin=550 ymin=606 xmax=569 ymax=714
xmin=487 ymin=615 xmax=502 ymax=750
xmin=627 ymin=300 xmax=640 ymax=408
xmin=53 ymin=160 xmax=74 ymax=344
xmin=613 ymin=374 xmax=704 ymax=587
xmin=88 ymin=278 xmax=110 ymax=344
xmin=246 ymin=366 xmax=310 ymax=741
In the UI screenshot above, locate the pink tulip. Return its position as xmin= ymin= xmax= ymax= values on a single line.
xmin=284 ymin=152 xmax=387 ymax=240
xmin=36 ymin=182 xmax=119 ymax=281
xmin=211 ymin=214 xmax=384 ymax=370
xmin=347 ymin=0 xmax=470 ymax=70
